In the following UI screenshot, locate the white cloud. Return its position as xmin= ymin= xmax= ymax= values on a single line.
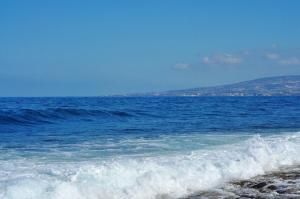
xmin=271 ymin=43 xmax=278 ymax=49
xmin=172 ymin=63 xmax=190 ymax=70
xmin=174 ymin=46 xmax=300 ymax=70
xmin=202 ymin=56 xmax=212 ymax=64
xmin=279 ymin=57 xmax=300 ymax=65
xmin=202 ymin=53 xmax=242 ymax=65
xmin=264 ymin=52 xmax=280 ymax=60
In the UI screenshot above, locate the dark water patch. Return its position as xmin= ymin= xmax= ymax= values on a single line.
xmin=0 ymin=107 xmax=137 ymax=125
xmin=42 ymin=138 xmax=62 ymax=142
xmin=109 ymin=110 xmax=134 ymax=117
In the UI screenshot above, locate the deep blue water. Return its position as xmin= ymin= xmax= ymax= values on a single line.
xmin=1 ymin=97 xmax=300 ymax=199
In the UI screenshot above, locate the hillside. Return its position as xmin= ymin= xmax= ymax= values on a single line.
xmin=129 ymin=75 xmax=300 ymax=96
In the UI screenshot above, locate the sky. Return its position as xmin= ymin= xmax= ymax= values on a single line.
xmin=1 ymin=0 xmax=300 ymax=96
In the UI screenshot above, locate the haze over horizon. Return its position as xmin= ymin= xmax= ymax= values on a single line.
xmin=1 ymin=0 xmax=300 ymax=96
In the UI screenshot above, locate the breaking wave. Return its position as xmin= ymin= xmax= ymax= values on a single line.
xmin=1 ymin=132 xmax=300 ymax=199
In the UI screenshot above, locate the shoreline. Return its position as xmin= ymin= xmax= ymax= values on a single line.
xmin=184 ymin=165 xmax=300 ymax=199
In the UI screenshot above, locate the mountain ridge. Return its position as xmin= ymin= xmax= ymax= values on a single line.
xmin=126 ymin=75 xmax=300 ymax=96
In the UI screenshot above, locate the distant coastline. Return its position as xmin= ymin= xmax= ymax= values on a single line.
xmin=122 ymin=75 xmax=300 ymax=97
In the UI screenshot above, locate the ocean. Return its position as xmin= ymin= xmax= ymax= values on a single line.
xmin=0 ymin=97 xmax=300 ymax=199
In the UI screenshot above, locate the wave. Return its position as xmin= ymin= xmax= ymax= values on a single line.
xmin=1 ymin=132 xmax=300 ymax=199
xmin=0 ymin=108 xmax=136 ymax=125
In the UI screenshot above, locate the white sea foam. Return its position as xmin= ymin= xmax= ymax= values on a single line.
xmin=1 ymin=132 xmax=300 ymax=199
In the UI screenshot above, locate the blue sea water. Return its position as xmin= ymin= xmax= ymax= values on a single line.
xmin=0 ymin=97 xmax=300 ymax=199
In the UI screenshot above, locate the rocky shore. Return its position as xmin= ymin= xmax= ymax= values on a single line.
xmin=184 ymin=166 xmax=300 ymax=199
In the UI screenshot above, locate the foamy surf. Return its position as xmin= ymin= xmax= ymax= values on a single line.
xmin=1 ymin=132 xmax=300 ymax=199
xmin=187 ymin=165 xmax=300 ymax=198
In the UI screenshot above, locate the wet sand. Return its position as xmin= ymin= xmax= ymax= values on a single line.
xmin=184 ymin=166 xmax=300 ymax=199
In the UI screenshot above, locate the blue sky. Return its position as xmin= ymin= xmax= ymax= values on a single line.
xmin=1 ymin=0 xmax=300 ymax=96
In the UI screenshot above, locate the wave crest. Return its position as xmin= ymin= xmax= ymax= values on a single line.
xmin=1 ymin=133 xmax=300 ymax=199
xmin=0 ymin=108 xmax=136 ymax=125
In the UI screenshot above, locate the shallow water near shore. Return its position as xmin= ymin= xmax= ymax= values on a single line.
xmin=1 ymin=97 xmax=300 ymax=199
